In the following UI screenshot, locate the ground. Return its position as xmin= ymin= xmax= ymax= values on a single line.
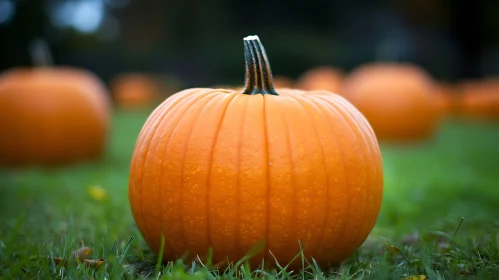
xmin=1 ymin=109 xmax=498 ymax=279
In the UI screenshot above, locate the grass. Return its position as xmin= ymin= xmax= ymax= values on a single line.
xmin=1 ymin=109 xmax=499 ymax=279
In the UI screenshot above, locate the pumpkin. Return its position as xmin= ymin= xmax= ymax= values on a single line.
xmin=129 ymin=35 xmax=383 ymax=269
xmin=455 ymin=79 xmax=499 ymax=120
xmin=154 ymin=73 xmax=183 ymax=100
xmin=111 ymin=73 xmax=160 ymax=109
xmin=0 ymin=40 xmax=110 ymax=165
xmin=296 ymin=66 xmax=344 ymax=93
xmin=434 ymin=82 xmax=458 ymax=117
xmin=341 ymin=62 xmax=441 ymax=141
xmin=272 ymin=75 xmax=295 ymax=88
xmin=210 ymin=84 xmax=241 ymax=90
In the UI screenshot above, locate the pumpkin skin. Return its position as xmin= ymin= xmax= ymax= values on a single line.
xmin=434 ymin=82 xmax=458 ymax=117
xmin=341 ymin=63 xmax=441 ymax=141
xmin=129 ymin=36 xmax=383 ymax=269
xmin=296 ymin=66 xmax=344 ymax=93
xmin=111 ymin=73 xmax=160 ymax=109
xmin=455 ymin=79 xmax=499 ymax=120
xmin=0 ymin=67 xmax=111 ymax=165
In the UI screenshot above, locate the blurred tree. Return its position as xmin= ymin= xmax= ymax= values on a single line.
xmin=0 ymin=0 xmax=497 ymax=85
xmin=449 ymin=0 xmax=484 ymax=78
xmin=0 ymin=0 xmax=51 ymax=68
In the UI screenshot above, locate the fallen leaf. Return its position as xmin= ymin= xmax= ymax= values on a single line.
xmin=401 ymin=275 xmax=426 ymax=280
xmin=53 ymin=257 xmax=67 ymax=266
xmin=83 ymin=258 xmax=105 ymax=268
xmin=88 ymin=185 xmax=107 ymax=201
xmin=71 ymin=246 xmax=92 ymax=262
xmin=53 ymin=241 xmax=105 ymax=269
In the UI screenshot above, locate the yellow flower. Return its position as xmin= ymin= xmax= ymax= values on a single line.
xmin=88 ymin=185 xmax=107 ymax=201
xmin=402 ymin=276 xmax=426 ymax=280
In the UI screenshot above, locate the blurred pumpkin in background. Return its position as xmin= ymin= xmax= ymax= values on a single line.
xmin=0 ymin=39 xmax=111 ymax=166
xmin=434 ymin=82 xmax=458 ymax=117
xmin=272 ymin=75 xmax=295 ymax=88
xmin=154 ymin=73 xmax=183 ymax=100
xmin=211 ymin=76 xmax=294 ymax=91
xmin=111 ymin=73 xmax=161 ymax=109
xmin=210 ymin=84 xmax=242 ymax=90
xmin=341 ymin=62 xmax=441 ymax=141
xmin=296 ymin=66 xmax=344 ymax=93
xmin=129 ymin=35 xmax=383 ymax=269
xmin=455 ymin=79 xmax=499 ymax=120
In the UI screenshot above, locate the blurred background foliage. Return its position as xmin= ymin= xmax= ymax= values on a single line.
xmin=0 ymin=0 xmax=498 ymax=89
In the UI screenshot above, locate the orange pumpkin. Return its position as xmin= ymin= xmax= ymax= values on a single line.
xmin=456 ymin=79 xmax=499 ymax=120
xmin=154 ymin=73 xmax=183 ymax=99
xmin=210 ymin=84 xmax=241 ymax=90
xmin=296 ymin=66 xmax=344 ymax=93
xmin=0 ymin=66 xmax=111 ymax=166
xmin=341 ymin=62 xmax=441 ymax=141
xmin=111 ymin=73 xmax=160 ymax=109
xmin=129 ymin=35 xmax=383 ymax=269
xmin=434 ymin=82 xmax=458 ymax=117
xmin=272 ymin=75 xmax=295 ymax=88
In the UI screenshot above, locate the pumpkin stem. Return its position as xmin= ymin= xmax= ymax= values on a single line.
xmin=242 ymin=35 xmax=278 ymax=95
xmin=29 ymin=38 xmax=53 ymax=66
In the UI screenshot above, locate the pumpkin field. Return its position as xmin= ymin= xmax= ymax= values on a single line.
xmin=1 ymin=1 xmax=499 ymax=279
xmin=1 ymin=103 xmax=499 ymax=279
